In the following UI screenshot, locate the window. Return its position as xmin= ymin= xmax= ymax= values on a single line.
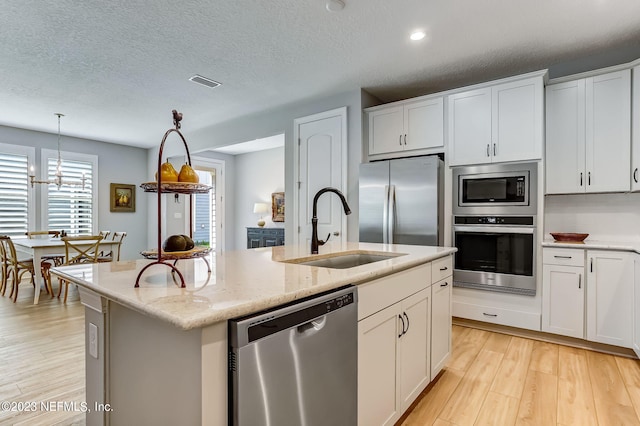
xmin=41 ymin=149 xmax=98 ymax=235
xmin=0 ymin=143 xmax=34 ymax=236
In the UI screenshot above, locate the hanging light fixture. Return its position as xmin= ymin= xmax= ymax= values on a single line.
xmin=29 ymin=113 xmax=86 ymax=189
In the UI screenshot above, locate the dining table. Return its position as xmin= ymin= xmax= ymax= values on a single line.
xmin=12 ymin=237 xmax=122 ymax=304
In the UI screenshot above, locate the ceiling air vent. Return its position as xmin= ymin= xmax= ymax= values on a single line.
xmin=189 ymin=75 xmax=221 ymax=89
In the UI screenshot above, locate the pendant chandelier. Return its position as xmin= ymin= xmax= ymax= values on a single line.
xmin=29 ymin=113 xmax=86 ymax=189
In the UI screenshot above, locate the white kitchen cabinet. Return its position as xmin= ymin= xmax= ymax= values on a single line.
xmin=430 ymin=277 xmax=451 ymax=378
xmin=448 ymin=74 xmax=543 ymax=166
xmin=586 ymin=250 xmax=634 ymax=347
xmin=368 ymin=97 xmax=443 ymax=156
xmin=358 ymin=287 xmax=431 ymax=426
xmin=634 ymin=257 xmax=640 ymax=358
xmin=546 ymin=69 xmax=631 ymax=194
xmin=542 ymin=248 xmax=585 ymax=339
xmin=632 ymin=66 xmax=640 ymax=191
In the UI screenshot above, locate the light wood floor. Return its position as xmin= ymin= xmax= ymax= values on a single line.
xmin=402 ymin=325 xmax=640 ymax=426
xmin=0 ymin=283 xmax=85 ymax=425
xmin=3 ymin=284 xmax=640 ymax=426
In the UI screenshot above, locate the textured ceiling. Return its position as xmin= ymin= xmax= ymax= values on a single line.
xmin=2 ymin=0 xmax=640 ymax=148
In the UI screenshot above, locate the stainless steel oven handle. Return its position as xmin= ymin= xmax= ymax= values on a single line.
xmin=453 ymin=226 xmax=534 ymax=234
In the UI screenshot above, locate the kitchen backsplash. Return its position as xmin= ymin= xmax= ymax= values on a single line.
xmin=545 ymin=193 xmax=640 ymax=241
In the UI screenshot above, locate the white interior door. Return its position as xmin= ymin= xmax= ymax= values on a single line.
xmin=295 ymin=107 xmax=347 ymax=248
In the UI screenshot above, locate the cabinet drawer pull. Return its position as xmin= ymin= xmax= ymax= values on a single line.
xmin=486 ymin=144 xmax=490 ymax=157
xmin=590 ymin=258 xmax=593 ymax=273
xmin=440 ymin=282 xmax=449 ymax=287
xmin=404 ymin=134 xmax=407 ymax=145
xmin=493 ymin=143 xmax=496 ymax=156
xmin=580 ymin=172 xmax=583 ymax=186
xmin=398 ymin=314 xmax=405 ymax=338
xmin=439 ymin=266 xmax=448 ymax=271
xmin=483 ymin=312 xmax=498 ymax=317
xmin=553 ymin=255 xmax=572 ymax=259
xmin=399 ymin=135 xmax=402 ymax=146
xmin=634 ymin=168 xmax=639 ymax=183
xmin=403 ymin=312 xmax=410 ymax=334
xmin=588 ymin=171 xmax=591 ymax=186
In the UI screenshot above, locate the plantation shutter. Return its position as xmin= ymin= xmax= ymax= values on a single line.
xmin=0 ymin=152 xmax=29 ymax=237
xmin=47 ymin=158 xmax=94 ymax=235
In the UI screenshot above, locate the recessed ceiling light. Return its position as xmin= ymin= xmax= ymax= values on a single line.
xmin=189 ymin=75 xmax=221 ymax=89
xmin=410 ymin=31 xmax=426 ymax=41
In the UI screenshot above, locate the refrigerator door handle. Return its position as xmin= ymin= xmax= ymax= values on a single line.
xmin=389 ymin=185 xmax=396 ymax=244
xmin=383 ymin=185 xmax=390 ymax=244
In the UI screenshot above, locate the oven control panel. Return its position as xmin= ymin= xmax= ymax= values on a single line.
xmin=454 ymin=216 xmax=535 ymax=226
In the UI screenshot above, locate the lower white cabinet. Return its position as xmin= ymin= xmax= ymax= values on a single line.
xmin=358 ymin=287 xmax=431 ymax=426
xmin=634 ymin=258 xmax=640 ymax=358
xmin=586 ymin=250 xmax=634 ymax=347
xmin=542 ymin=264 xmax=584 ymax=338
xmin=541 ymin=247 xmax=635 ymax=348
xmin=430 ymin=277 xmax=451 ymax=378
xmin=542 ymin=248 xmax=585 ymax=338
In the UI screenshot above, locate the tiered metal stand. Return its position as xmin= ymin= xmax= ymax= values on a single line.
xmin=135 ymin=110 xmax=212 ymax=288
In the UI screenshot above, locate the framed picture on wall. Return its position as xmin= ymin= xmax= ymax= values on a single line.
xmin=110 ymin=183 xmax=136 ymax=212
xmin=272 ymin=192 xmax=284 ymax=222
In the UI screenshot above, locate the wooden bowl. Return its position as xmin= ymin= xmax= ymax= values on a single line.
xmin=550 ymin=233 xmax=589 ymax=243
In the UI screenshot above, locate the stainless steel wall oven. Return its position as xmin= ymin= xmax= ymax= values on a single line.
xmin=452 ymin=163 xmax=538 ymax=296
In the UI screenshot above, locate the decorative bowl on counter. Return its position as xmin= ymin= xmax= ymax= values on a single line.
xmin=550 ymin=233 xmax=589 ymax=243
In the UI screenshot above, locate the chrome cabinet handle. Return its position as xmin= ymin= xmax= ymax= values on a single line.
xmin=634 ymin=168 xmax=638 ymax=183
xmin=440 ymin=281 xmax=449 ymax=287
xmin=483 ymin=312 xmax=497 ymax=317
xmin=398 ymin=314 xmax=405 ymax=338
xmin=486 ymin=144 xmax=490 ymax=157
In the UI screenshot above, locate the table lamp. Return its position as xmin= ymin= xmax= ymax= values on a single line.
xmin=253 ymin=203 xmax=269 ymax=227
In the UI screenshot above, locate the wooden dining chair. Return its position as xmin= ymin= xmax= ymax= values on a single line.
xmin=0 ymin=236 xmax=44 ymax=303
xmin=26 ymin=230 xmax=65 ymax=266
xmin=0 ymin=237 xmax=9 ymax=296
xmin=57 ymin=235 xmax=103 ymax=303
xmin=97 ymin=231 xmax=127 ymax=263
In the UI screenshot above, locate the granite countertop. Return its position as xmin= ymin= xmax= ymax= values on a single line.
xmin=541 ymin=238 xmax=640 ymax=253
xmin=50 ymin=242 xmax=456 ymax=330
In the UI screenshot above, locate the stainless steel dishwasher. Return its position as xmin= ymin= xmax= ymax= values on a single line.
xmin=229 ymin=285 xmax=357 ymax=426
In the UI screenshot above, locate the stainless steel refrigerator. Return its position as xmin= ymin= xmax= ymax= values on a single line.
xmin=359 ymin=155 xmax=443 ymax=246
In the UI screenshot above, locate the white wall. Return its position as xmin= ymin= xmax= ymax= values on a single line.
xmin=544 ymin=193 xmax=640 ymax=241
xmin=163 ymin=88 xmax=372 ymax=248
xmin=234 ymin=147 xmax=285 ymax=249
xmin=0 ymin=124 xmax=148 ymax=260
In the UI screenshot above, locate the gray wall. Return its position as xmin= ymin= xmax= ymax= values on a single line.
xmin=156 ymin=88 xmax=372 ymax=247
xmin=0 ymin=125 xmax=148 ymax=260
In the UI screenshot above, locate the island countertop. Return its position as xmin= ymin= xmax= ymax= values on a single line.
xmin=50 ymin=241 xmax=456 ymax=330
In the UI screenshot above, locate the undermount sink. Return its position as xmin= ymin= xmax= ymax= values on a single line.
xmin=282 ymin=251 xmax=406 ymax=269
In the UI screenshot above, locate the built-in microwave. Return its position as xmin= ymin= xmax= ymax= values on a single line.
xmin=453 ymin=162 xmax=538 ymax=216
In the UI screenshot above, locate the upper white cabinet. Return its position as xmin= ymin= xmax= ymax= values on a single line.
xmin=546 ymin=69 xmax=631 ymax=194
xmin=448 ymin=74 xmax=544 ymax=166
xmin=632 ymin=66 xmax=640 ymax=191
xmin=367 ymin=97 xmax=444 ymax=157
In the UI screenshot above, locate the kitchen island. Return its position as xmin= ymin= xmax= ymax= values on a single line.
xmin=51 ymin=241 xmax=456 ymax=426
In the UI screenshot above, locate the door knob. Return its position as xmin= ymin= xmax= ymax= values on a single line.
xmin=333 ymin=231 xmax=340 ymax=236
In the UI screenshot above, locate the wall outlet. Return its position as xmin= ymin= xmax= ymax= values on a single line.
xmin=89 ymin=322 xmax=98 ymax=359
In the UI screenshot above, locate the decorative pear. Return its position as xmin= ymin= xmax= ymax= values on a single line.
xmin=178 ymin=164 xmax=199 ymax=183
xmin=156 ymin=160 xmax=178 ymax=182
